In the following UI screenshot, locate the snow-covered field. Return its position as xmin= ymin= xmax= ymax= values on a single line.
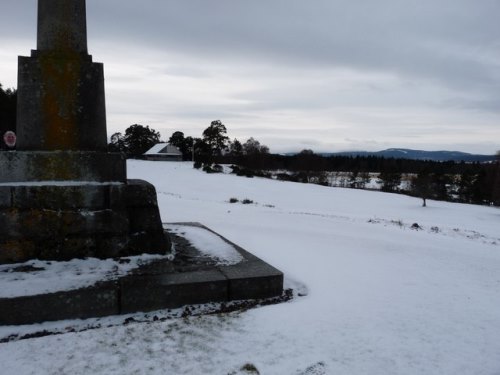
xmin=1 ymin=160 xmax=499 ymax=375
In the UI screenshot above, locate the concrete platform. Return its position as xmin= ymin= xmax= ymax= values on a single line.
xmin=0 ymin=223 xmax=283 ymax=325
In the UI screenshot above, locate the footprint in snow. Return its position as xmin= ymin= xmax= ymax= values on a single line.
xmin=297 ymin=361 xmax=327 ymax=375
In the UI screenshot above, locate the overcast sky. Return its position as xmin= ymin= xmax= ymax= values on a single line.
xmin=1 ymin=0 xmax=499 ymax=153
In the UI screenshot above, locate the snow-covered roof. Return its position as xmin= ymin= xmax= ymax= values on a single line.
xmin=144 ymin=143 xmax=182 ymax=155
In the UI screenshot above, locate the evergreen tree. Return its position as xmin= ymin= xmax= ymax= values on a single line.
xmin=125 ymin=124 xmax=161 ymax=157
xmin=242 ymin=137 xmax=269 ymax=155
xmin=379 ymin=171 xmax=402 ymax=192
xmin=470 ymin=170 xmax=488 ymax=204
xmin=348 ymin=170 xmax=359 ymax=188
xmin=492 ymin=162 xmax=500 ymax=206
xmin=168 ymin=131 xmax=194 ymax=160
xmin=430 ymin=172 xmax=451 ymax=201
xmin=184 ymin=136 xmax=195 ymax=161
xmin=458 ymin=169 xmax=476 ymax=203
xmin=193 ymin=137 xmax=210 ymax=163
xmin=108 ymin=132 xmax=126 ymax=152
xmin=108 ymin=124 xmax=161 ymax=157
xmin=358 ymin=171 xmax=371 ymax=189
xmin=411 ymin=170 xmax=432 ymax=206
xmin=229 ymin=139 xmax=243 ymax=157
xmin=202 ymin=120 xmax=229 ymax=161
xmin=168 ymin=131 xmax=185 ymax=149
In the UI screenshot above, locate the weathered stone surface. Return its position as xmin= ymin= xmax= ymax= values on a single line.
xmin=0 ymin=179 xmax=170 ymax=264
xmin=0 ymin=235 xmax=131 ymax=263
xmin=11 ymin=185 xmax=107 ymax=210
xmin=219 ymin=261 xmax=284 ymax=300
xmin=120 ymin=270 xmax=228 ymax=313
xmin=38 ymin=236 xmax=97 ymax=260
xmin=109 ymin=179 xmax=160 ymax=210
xmin=95 ymin=236 xmax=129 ymax=258
xmin=0 ymin=281 xmax=119 ymax=325
xmin=0 ymin=151 xmax=126 ymax=183
xmin=1 ymin=209 xmax=73 ymax=240
xmin=128 ymin=230 xmax=171 ymax=256
xmin=37 ymin=0 xmax=88 ymax=54
xmin=0 ymin=209 xmax=129 ymax=239
xmin=17 ymin=55 xmax=107 ymax=151
xmin=128 ymin=206 xmax=163 ymax=232
xmin=180 ymin=224 xmax=284 ymax=300
xmin=122 ymin=179 xmax=160 ymax=207
xmin=0 ymin=240 xmax=37 ymax=264
xmin=0 ymin=187 xmax=11 ymax=208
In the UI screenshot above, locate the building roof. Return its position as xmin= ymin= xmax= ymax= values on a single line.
xmin=144 ymin=143 xmax=182 ymax=156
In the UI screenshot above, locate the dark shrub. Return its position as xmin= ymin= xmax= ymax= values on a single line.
xmin=230 ymin=165 xmax=241 ymax=174
xmin=212 ymin=164 xmax=223 ymax=173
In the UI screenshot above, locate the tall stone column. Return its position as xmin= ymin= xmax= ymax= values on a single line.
xmin=37 ymin=0 xmax=88 ymax=53
xmin=0 ymin=0 xmax=170 ymax=264
xmin=17 ymin=0 xmax=106 ymax=151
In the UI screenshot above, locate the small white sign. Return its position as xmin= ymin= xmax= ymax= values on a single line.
xmin=3 ymin=131 xmax=16 ymax=148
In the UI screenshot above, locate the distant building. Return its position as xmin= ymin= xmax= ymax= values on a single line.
xmin=144 ymin=143 xmax=183 ymax=161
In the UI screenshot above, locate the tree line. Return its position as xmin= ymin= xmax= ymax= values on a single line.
xmin=108 ymin=120 xmax=270 ymax=164
xmin=109 ymin=120 xmax=499 ymax=207
xmin=1 ymin=85 xmax=498 ymax=208
xmin=229 ymin=148 xmax=500 ymax=207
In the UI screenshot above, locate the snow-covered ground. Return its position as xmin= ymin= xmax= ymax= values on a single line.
xmin=1 ymin=160 xmax=499 ymax=375
xmin=0 ymin=254 xmax=169 ymax=298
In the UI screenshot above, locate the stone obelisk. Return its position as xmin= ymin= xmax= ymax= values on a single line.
xmin=17 ymin=0 xmax=106 ymax=151
xmin=0 ymin=0 xmax=170 ymax=264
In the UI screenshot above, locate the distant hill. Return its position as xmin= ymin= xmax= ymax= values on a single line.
xmin=316 ymin=148 xmax=497 ymax=162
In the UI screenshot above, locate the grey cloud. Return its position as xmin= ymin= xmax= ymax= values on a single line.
xmin=5 ymin=0 xmax=499 ymax=97
xmin=0 ymin=1 xmax=37 ymax=38
xmin=2 ymin=0 xmax=499 ymax=153
xmin=84 ymin=0 xmax=500 ymax=92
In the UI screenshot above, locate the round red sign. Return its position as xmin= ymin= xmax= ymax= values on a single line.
xmin=3 ymin=131 xmax=17 ymax=148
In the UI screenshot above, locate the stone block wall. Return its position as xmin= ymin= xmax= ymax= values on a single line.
xmin=0 ymin=151 xmax=126 ymax=183
xmin=0 ymin=180 xmax=170 ymax=264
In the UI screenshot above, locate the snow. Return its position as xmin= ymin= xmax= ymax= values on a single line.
xmin=0 ymin=223 xmax=243 ymax=298
xmin=1 ymin=160 xmax=500 ymax=375
xmin=167 ymin=223 xmax=243 ymax=265
xmin=0 ymin=255 xmax=170 ymax=298
xmin=144 ymin=143 xmax=181 ymax=155
xmin=144 ymin=143 xmax=169 ymax=155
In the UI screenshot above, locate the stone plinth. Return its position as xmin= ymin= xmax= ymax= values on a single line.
xmin=16 ymin=53 xmax=107 ymax=151
xmin=0 ymin=223 xmax=285 ymax=326
xmin=0 ymin=151 xmax=126 ymax=183
xmin=0 ymin=282 xmax=119 ymax=326
xmin=0 ymin=180 xmax=170 ymax=264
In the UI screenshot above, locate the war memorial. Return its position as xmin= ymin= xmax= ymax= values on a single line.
xmin=0 ymin=0 xmax=283 ymax=325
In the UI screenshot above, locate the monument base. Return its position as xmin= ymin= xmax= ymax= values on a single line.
xmin=0 ymin=223 xmax=284 ymax=326
xmin=0 ymin=179 xmax=170 ymax=264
